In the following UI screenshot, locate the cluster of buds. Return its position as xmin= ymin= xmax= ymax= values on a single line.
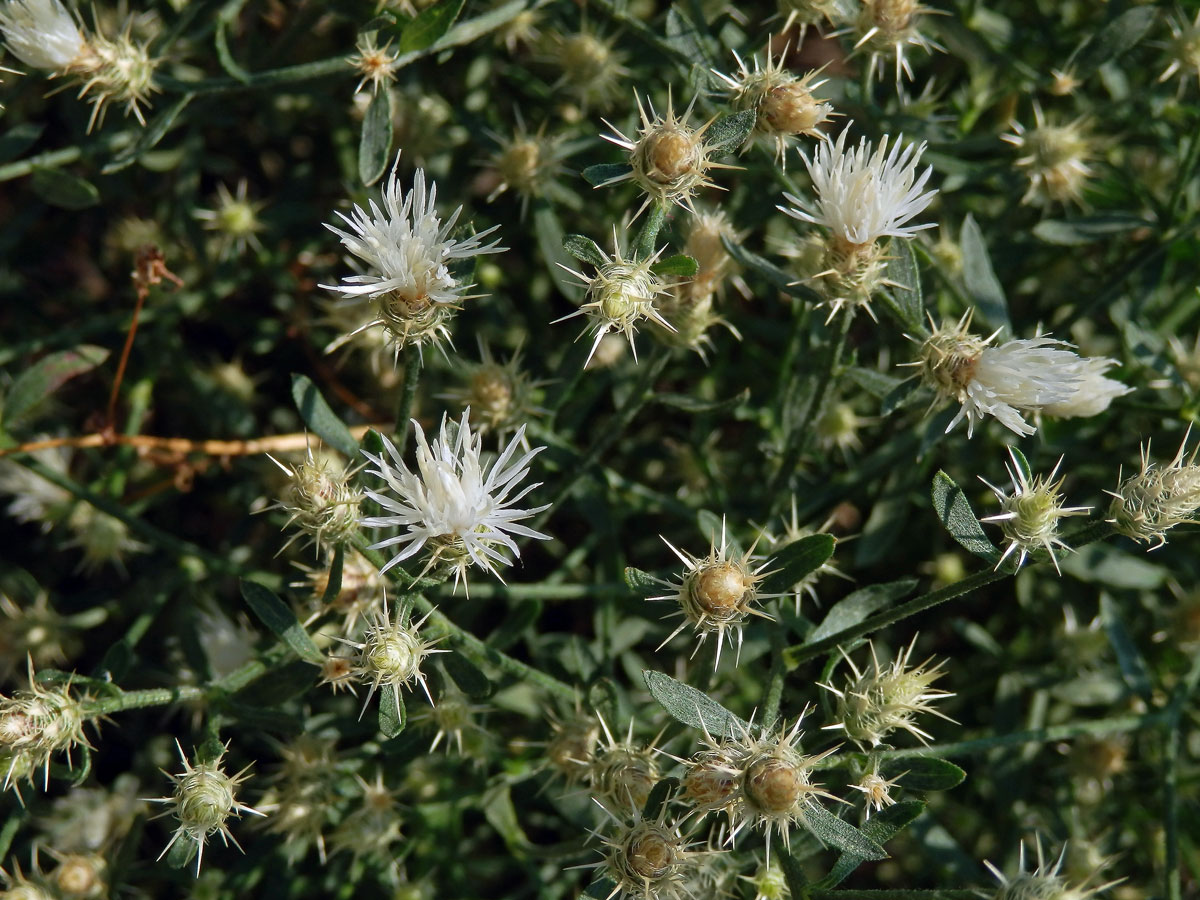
xmin=0 ymin=0 xmax=158 ymax=129
xmin=714 ymin=41 xmax=835 ymax=164
xmin=0 ymin=663 xmax=92 ymax=796
xmin=148 ymin=741 xmax=264 ymax=875
xmin=916 ymin=311 xmax=1130 ymax=437
xmin=267 ymin=448 xmax=362 ymax=556
xmin=1107 ymin=431 xmax=1200 ymax=547
xmin=821 ymin=637 xmax=953 ymax=746
xmin=652 ymin=522 xmax=780 ymax=669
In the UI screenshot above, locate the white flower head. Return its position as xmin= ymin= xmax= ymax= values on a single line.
xmin=360 ymin=410 xmax=550 ymax=591
xmin=781 ymin=126 xmax=937 ymax=248
xmin=0 ymin=0 xmax=86 ymax=71
xmin=320 ymin=155 xmax=505 ymax=360
xmin=1041 ymin=355 xmax=1132 ymax=419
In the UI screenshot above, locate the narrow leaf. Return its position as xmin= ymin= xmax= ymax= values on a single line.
xmin=102 ymin=94 xmax=193 ymax=174
xmin=888 ymin=758 xmax=966 ymax=792
xmin=698 ymin=509 xmax=743 ymax=558
xmin=643 ymin=670 xmax=749 ymax=739
xmin=582 ymin=162 xmax=633 ymax=187
xmin=533 ymin=201 xmax=583 ymax=302
xmin=397 ymin=0 xmax=465 ymax=53
xmin=881 ymin=239 xmax=925 ymax=333
xmin=0 ymin=123 xmax=44 ymax=164
xmin=642 ymin=777 xmax=678 ymax=821
xmin=704 ymin=109 xmax=756 ymax=150
xmin=240 ymin=580 xmax=323 ymax=665
xmin=443 ymin=651 xmax=492 ymax=699
xmin=359 ymin=89 xmax=393 ymax=187
xmin=379 ymin=684 xmax=406 ymax=737
xmin=1072 ymin=7 xmax=1158 ymax=78
xmin=1033 ymin=215 xmax=1149 ymax=245
xmin=821 ymin=801 xmax=924 ymax=886
xmin=931 ymin=471 xmax=1001 ymax=564
xmin=30 ymin=167 xmax=100 ymax=210
xmin=846 ymin=366 xmax=904 ymax=399
xmin=1099 ymin=593 xmax=1153 ymax=701
xmin=760 ymin=534 xmax=836 ymax=597
xmin=321 ymin=547 xmax=344 ymax=609
xmin=721 ymin=235 xmax=821 ymax=302
xmin=4 ymin=345 xmax=109 ymax=427
xmin=807 ymin=579 xmax=917 ymax=645
xmin=960 ymin=214 xmax=1009 ymax=335
xmin=625 ymin=566 xmax=666 ymax=598
xmin=881 ymin=378 xmax=925 ymax=415
xmin=290 ymin=373 xmax=360 ymax=459
xmin=804 ymin=803 xmax=888 ymax=860
xmin=563 ymin=233 xmax=606 ymax=267
xmin=215 ymin=11 xmax=251 ymax=83
xmin=651 ymin=254 xmax=699 ymax=277
xmin=654 ymin=388 xmax=749 ymax=414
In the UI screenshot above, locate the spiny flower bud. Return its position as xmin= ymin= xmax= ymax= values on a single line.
xmin=683 ymin=209 xmax=743 ymax=296
xmin=714 ymin=42 xmax=835 ymax=165
xmin=651 ymin=521 xmax=780 ymax=670
xmin=540 ymin=711 xmax=599 ymax=788
xmin=348 ymin=32 xmax=397 ymax=95
xmin=555 ymin=237 xmax=675 ymax=365
xmin=597 ymin=812 xmax=694 ymax=900
xmin=1002 ymin=105 xmax=1095 ymax=208
xmin=331 ymin=599 xmax=444 ymax=720
xmin=294 ymin=549 xmax=386 ymax=635
xmin=49 ymin=852 xmax=106 ymax=898
xmin=75 ymin=26 xmax=159 ymax=130
xmin=485 ymin=117 xmax=571 ymax=212
xmin=1159 ymin=10 xmax=1200 ymax=91
xmin=549 ymin=30 xmax=628 ymax=110
xmin=850 ymin=767 xmax=902 ymax=818
xmin=654 ymin=283 xmax=739 ymax=362
xmin=0 ymin=662 xmax=93 ymax=790
xmin=777 ymin=0 xmax=843 ymax=35
xmin=589 ymin=716 xmax=660 ymax=813
xmin=980 ymin=449 xmax=1090 ymax=573
xmin=193 ymin=180 xmax=267 ymax=260
xmin=850 ymin=0 xmax=942 ymax=85
xmin=440 ymin=342 xmax=544 ymax=438
xmin=1107 ymin=431 xmax=1200 ymax=548
xmin=148 ymin=740 xmax=264 ymax=875
xmin=409 ymin=681 xmax=489 ymax=755
xmin=821 ymin=636 xmax=953 ymax=747
xmin=267 ymin=448 xmax=361 ymax=556
xmin=329 ymin=771 xmax=403 ymax=864
xmin=985 ymin=838 xmax=1121 ymax=900
xmin=600 ymin=93 xmax=733 ymax=216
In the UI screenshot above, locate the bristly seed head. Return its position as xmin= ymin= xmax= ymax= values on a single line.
xmin=1107 ymin=429 xmax=1200 ymax=548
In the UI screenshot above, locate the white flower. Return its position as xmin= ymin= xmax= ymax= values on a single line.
xmin=1040 ymin=356 xmax=1132 ymax=419
xmin=781 ymin=127 xmax=936 ymax=247
xmin=0 ymin=0 xmax=86 ymax=71
xmin=320 ymin=157 xmax=504 ymax=356
xmin=360 ymin=410 xmax=550 ymax=590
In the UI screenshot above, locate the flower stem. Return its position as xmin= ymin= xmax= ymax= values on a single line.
xmin=633 ymin=203 xmax=668 ymax=260
xmin=395 ymin=347 xmax=422 ymax=454
xmin=761 ymin=628 xmax=788 ymax=732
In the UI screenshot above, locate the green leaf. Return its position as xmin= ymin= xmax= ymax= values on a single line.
xmin=778 ymin=847 xmax=809 ymax=896
xmin=482 ymin=783 xmax=530 ymax=853
xmin=379 ymin=684 xmax=406 ymax=738
xmin=102 ymin=93 xmax=193 ymax=174
xmin=487 ymin=597 xmax=541 ymax=650
xmin=1071 ymin=7 xmax=1157 ymax=78
xmin=654 ymin=388 xmax=749 ymax=414
xmin=643 ymin=670 xmax=749 ymax=739
xmin=1007 ymin=445 xmax=1032 ymax=483
xmin=584 ymin=877 xmax=619 ymax=900
xmin=820 ymin=800 xmax=924 ymax=886
xmin=806 ymin=579 xmax=917 ymax=645
xmin=888 ymin=758 xmax=966 ymax=792
xmin=321 ymin=546 xmax=344 ymax=609
xmin=582 ymin=162 xmax=633 ymax=187
xmin=1099 ymin=593 xmax=1153 ymax=702
xmin=931 ymin=471 xmax=1001 ymax=564
xmin=166 ymin=829 xmax=198 ymax=870
xmin=359 ymin=89 xmax=394 ymax=187
xmin=33 ymin=668 xmax=121 ymax=698
xmin=641 ymin=776 xmax=678 ymax=820
xmin=721 ymin=235 xmax=821 ymax=302
xmin=359 ymin=13 xmax=397 ymax=34
xmin=664 ymin=7 xmax=718 ymax=75
xmin=563 ymin=233 xmax=606 ymax=267
xmin=625 ymin=566 xmax=665 ymax=598
xmin=397 ymin=0 xmax=465 ymax=53
xmin=0 ymin=122 xmax=44 ymax=164
xmin=881 ymin=239 xmax=925 ymax=333
xmin=846 ymin=366 xmax=904 ymax=399
xmin=1059 ymin=543 xmax=1166 ymax=589
xmin=240 ymin=580 xmax=323 ymax=665
xmin=881 ymin=378 xmax=925 ymax=415
xmin=3 ymin=345 xmax=109 ymax=428
xmin=960 ymin=214 xmax=1009 ymax=335
xmin=1032 ymin=215 xmax=1150 ymax=245
xmin=30 ymin=167 xmax=100 ymax=210
xmin=704 ymin=108 xmax=756 ymax=150
xmin=651 ymin=254 xmax=699 ymax=277
xmin=215 ymin=7 xmax=251 ymax=83
xmin=760 ymin=534 xmax=837 ymax=596
xmin=443 ymin=651 xmax=492 ymax=699
xmin=805 ymin=802 xmax=888 ymax=860
xmin=290 ymin=373 xmax=360 ymax=459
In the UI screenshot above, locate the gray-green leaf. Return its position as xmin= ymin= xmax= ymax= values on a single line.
xmin=643 ymin=670 xmax=748 ymax=739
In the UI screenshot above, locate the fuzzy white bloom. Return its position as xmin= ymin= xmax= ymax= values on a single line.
xmin=360 ymin=410 xmax=550 ymax=589
xmin=1041 ymin=356 xmax=1132 ymax=419
xmin=0 ymin=0 xmax=86 ymax=71
xmin=320 ymin=157 xmax=504 ymax=355
xmin=781 ymin=127 xmax=936 ymax=247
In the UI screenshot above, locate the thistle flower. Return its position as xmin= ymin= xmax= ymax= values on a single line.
xmin=847 ymin=0 xmax=943 ymax=86
xmin=599 ymin=92 xmax=733 ymax=217
xmin=320 ymin=156 xmax=505 ymax=360
xmin=348 ymin=32 xmax=398 ymax=95
xmin=651 ymin=521 xmax=781 ymax=670
xmin=265 ymin=447 xmax=362 ymax=557
xmin=147 ymin=741 xmax=265 ymax=875
xmin=588 ymin=716 xmax=661 ymax=813
xmin=850 ymin=766 xmax=902 ymax=818
xmin=0 ymin=0 xmax=86 ymax=71
xmin=1158 ymin=9 xmax=1200 ymax=92
xmin=193 ymin=180 xmax=267 ymax=260
xmin=538 ymin=709 xmax=600 ymax=789
xmin=781 ymin=127 xmax=936 ymax=320
xmin=484 ymin=115 xmax=573 ymax=212
xmin=360 ymin=410 xmax=550 ymax=589
xmin=714 ymin=42 xmax=835 ymax=166
xmin=1002 ymin=105 xmax=1094 ymax=208
xmin=820 ymin=637 xmax=954 ymax=746
xmin=985 ymin=838 xmax=1121 ymax=900
xmin=555 ymin=237 xmax=675 ymax=365
xmin=916 ymin=312 xmax=1126 ymax=437
xmin=980 ymin=449 xmax=1090 ymax=573
xmin=0 ymin=660 xmax=93 ymax=791
xmin=1108 ymin=430 xmax=1200 ymax=547
xmin=592 ymin=807 xmax=698 ymax=900
xmin=330 ymin=596 xmax=445 ymax=720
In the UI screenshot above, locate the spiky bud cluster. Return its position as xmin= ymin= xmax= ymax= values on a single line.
xmin=981 ymin=450 xmax=1090 ymax=573
xmin=259 ymin=736 xmax=338 ymax=863
xmin=822 ymin=638 xmax=953 ymax=746
xmin=1108 ymin=432 xmax=1200 ymax=547
xmin=599 ymin=812 xmax=694 ymax=900
xmin=1002 ymin=106 xmax=1094 ymax=208
xmin=0 ymin=666 xmax=92 ymax=792
xmin=550 ymin=31 xmax=628 ymax=110
xmin=985 ymin=839 xmax=1120 ymax=900
xmin=442 ymin=343 xmax=543 ymax=438
xmin=543 ymin=712 xmax=599 ymax=787
xmin=149 ymin=741 xmax=264 ymax=875
xmin=268 ymin=450 xmax=362 ymax=555
xmin=588 ymin=717 xmax=661 ymax=813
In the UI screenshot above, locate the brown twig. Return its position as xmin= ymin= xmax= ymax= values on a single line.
xmin=0 ymin=425 xmax=388 ymax=459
